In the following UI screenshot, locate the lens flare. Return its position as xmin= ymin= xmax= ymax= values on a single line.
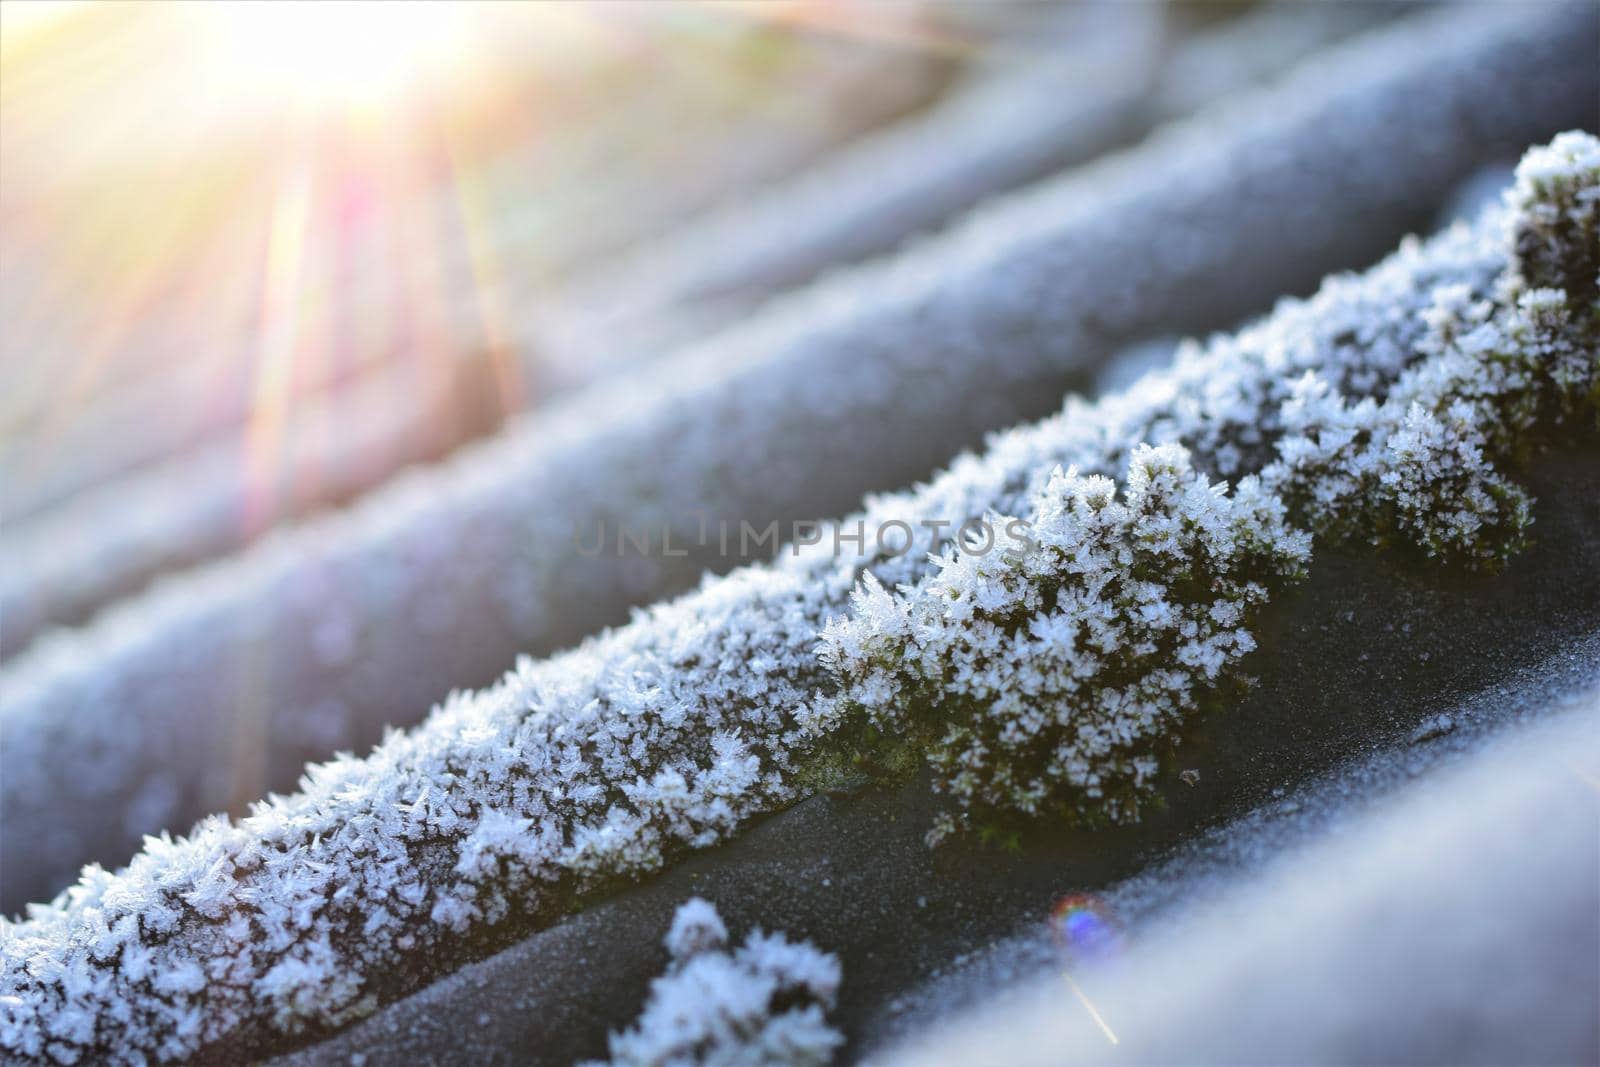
xmin=1050 ymin=895 xmax=1123 ymax=1045
xmin=1049 ymin=894 xmax=1123 ymax=965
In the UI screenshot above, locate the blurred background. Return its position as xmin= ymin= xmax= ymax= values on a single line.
xmin=6 ymin=0 xmax=1348 ymax=657
xmin=2 ymin=0 xmax=1204 ymax=646
xmin=1 ymin=0 xmax=956 ymax=530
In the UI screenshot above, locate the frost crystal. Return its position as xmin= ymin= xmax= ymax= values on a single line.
xmin=0 ymin=134 xmax=1594 ymax=1064
xmin=587 ymin=899 xmax=842 ymax=1067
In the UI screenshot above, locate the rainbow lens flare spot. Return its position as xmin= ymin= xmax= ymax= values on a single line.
xmin=1050 ymin=894 xmax=1123 ymax=964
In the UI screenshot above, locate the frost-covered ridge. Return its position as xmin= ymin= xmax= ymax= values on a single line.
xmin=1 ymin=134 xmax=1595 ymax=1064
xmin=585 ymin=898 xmax=842 ymax=1067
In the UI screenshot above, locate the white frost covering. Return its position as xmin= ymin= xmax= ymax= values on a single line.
xmin=814 ymin=131 xmax=1598 ymax=835
xmin=546 ymin=1 xmax=1382 ymax=366
xmin=5 ymin=2 xmax=1595 ymax=915
xmin=542 ymin=3 xmax=1163 ymax=360
xmin=817 ymin=447 xmax=1310 ymax=840
xmin=0 ymin=133 xmax=1592 ymax=1064
xmin=588 ymin=899 xmax=842 ymax=1067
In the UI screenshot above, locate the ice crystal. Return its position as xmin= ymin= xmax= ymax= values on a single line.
xmin=587 ymin=899 xmax=842 ymax=1067
xmin=0 ymin=134 xmax=1593 ymax=1064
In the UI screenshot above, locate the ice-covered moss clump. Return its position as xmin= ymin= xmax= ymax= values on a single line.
xmin=1507 ymin=130 xmax=1599 ymax=302
xmin=586 ymin=898 xmax=842 ymax=1067
xmin=1263 ymin=132 xmax=1598 ymax=566
xmin=818 ymin=446 xmax=1309 ymax=840
xmin=0 ymin=135 xmax=1594 ymax=1065
xmin=814 ymin=131 xmax=1599 ymax=838
xmin=1264 ymin=282 xmax=1591 ymax=566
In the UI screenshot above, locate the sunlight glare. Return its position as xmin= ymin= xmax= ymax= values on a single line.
xmin=202 ymin=1 xmax=471 ymax=112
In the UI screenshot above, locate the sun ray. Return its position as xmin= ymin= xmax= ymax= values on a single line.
xmin=1063 ymin=971 xmax=1121 ymax=1047
xmin=243 ymin=163 xmax=313 ymax=537
xmin=446 ymin=129 xmax=523 ymax=420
